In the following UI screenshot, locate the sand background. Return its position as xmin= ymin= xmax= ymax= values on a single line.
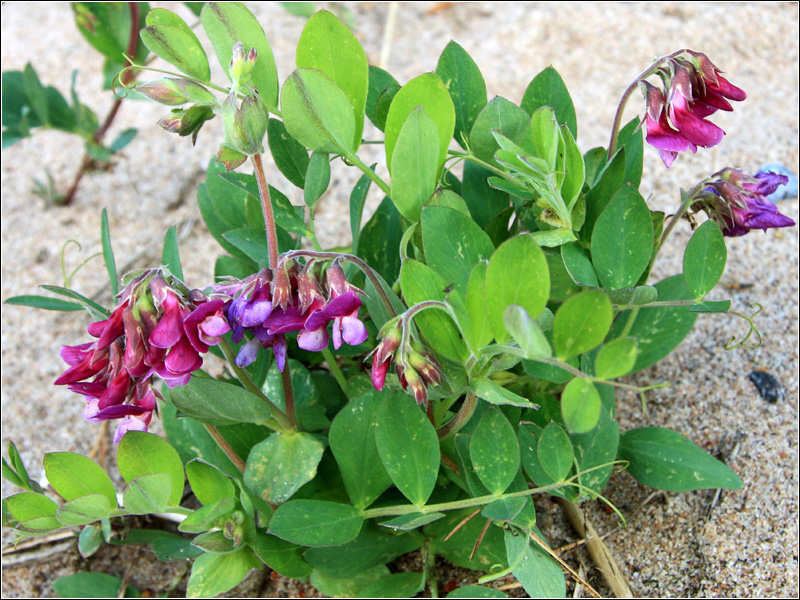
xmin=2 ymin=2 xmax=798 ymax=597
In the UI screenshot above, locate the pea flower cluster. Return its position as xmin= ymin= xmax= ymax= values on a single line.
xmin=693 ymin=168 xmax=796 ymax=237
xmin=369 ymin=317 xmax=442 ymax=406
xmin=217 ymin=259 xmax=369 ymax=371
xmin=643 ymin=51 xmax=746 ymax=167
xmin=55 ymin=269 xmax=229 ymax=442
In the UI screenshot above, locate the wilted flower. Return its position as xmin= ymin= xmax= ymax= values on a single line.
xmin=693 ymin=168 xmax=795 ymax=237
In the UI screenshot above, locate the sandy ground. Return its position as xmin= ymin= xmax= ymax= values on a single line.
xmin=2 ymin=2 xmax=798 ymax=597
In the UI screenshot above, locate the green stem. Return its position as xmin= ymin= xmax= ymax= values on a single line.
xmin=437 ymin=392 xmax=478 ymax=439
xmin=281 ymin=366 xmax=299 ymax=431
xmin=218 ymin=337 xmax=290 ymax=430
xmin=252 ymin=153 xmax=279 ymax=269
xmin=449 ymin=150 xmax=510 ymax=180
xmin=321 ymin=347 xmax=348 ymax=394
xmin=204 ymin=424 xmax=246 ymax=473
xmin=344 ymin=151 xmax=392 ymax=197
xmin=422 ymin=538 xmax=438 ymax=598
xmin=607 ymin=48 xmax=689 ymax=159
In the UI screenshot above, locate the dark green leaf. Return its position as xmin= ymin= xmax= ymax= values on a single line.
xmin=349 ymin=168 xmax=373 ymax=255
xmin=53 ymin=572 xmax=141 ymax=598
xmin=366 ymin=66 xmax=399 ymax=131
xmin=100 ymin=209 xmax=118 ymax=296
xmin=690 ymin=300 xmax=732 ymax=313
xmin=310 ymin=564 xmax=389 ymax=598
xmin=469 ymin=96 xmax=529 ymax=164
xmin=464 ymin=261 xmax=493 ymax=349
xmin=122 ymin=473 xmax=172 ymax=515
xmin=375 ymin=394 xmax=440 ymax=505
xmin=482 ymin=497 xmax=527 ymax=522
xmin=470 ymin=407 xmax=520 ymax=494
xmin=267 ymin=118 xmax=309 ymax=189
xmin=504 ymin=529 xmax=566 ymax=598
xmin=359 ymin=572 xmax=424 ymax=598
xmin=422 ymin=206 xmax=494 ymax=296
xmin=560 ymin=242 xmax=598 ymax=287
xmin=269 ymin=500 xmax=365 ymax=547
xmin=223 ymin=227 xmax=269 ymax=268
xmin=578 ymin=419 xmax=619 ymax=496
xmin=255 ymin=533 xmax=313 ymax=579
xmin=684 ymin=220 xmax=727 ymax=300
xmin=244 ymin=431 xmax=324 ymax=504
xmin=591 ymin=184 xmax=653 ymax=291
xmin=616 ymin=118 xmax=643 ymax=187
xmin=447 ymin=585 xmax=508 ymax=598
xmin=381 ymin=512 xmax=446 ymax=531
xmin=40 ymin=285 xmax=109 ymax=319
xmin=537 ymin=423 xmax=574 ymax=481
xmin=580 ymin=148 xmax=626 ymax=244
xmin=304 ymin=152 xmax=331 ymax=209
xmin=186 ymin=546 xmax=261 ymax=598
xmin=55 ymin=494 xmax=113 ymax=526
xmin=78 ymin=523 xmax=104 ymax=558
xmin=161 ymin=226 xmax=184 ymax=281
xmin=141 ymin=25 xmax=210 ymax=81
xmin=470 ymin=377 xmax=538 ymax=409
xmin=462 ymin=161 xmax=510 ymax=228
xmin=619 ymin=427 xmax=743 ymax=491
xmin=436 ymin=40 xmax=487 ymax=147
xmin=427 ymin=509 xmax=508 ymax=571
xmin=521 ymin=66 xmax=577 ymax=138
xmin=168 ymin=377 xmax=272 ymax=426
xmin=329 ymin=391 xmax=392 ymax=509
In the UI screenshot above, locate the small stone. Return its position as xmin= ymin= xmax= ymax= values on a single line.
xmin=758 ymin=163 xmax=798 ymax=202
xmin=748 ymin=369 xmax=784 ymax=403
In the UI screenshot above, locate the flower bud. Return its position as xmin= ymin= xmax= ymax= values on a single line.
xmin=221 ymin=93 xmax=267 ymax=156
xmin=158 ymin=105 xmax=215 ymax=144
xmin=230 ymin=42 xmax=257 ymax=91
xmin=137 ymin=78 xmax=217 ymax=107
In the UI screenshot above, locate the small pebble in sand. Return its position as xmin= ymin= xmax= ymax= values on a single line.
xmin=748 ymin=369 xmax=785 ymax=403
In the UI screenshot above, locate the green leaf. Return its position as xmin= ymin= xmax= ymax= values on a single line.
xmin=381 ymin=512 xmax=446 ymax=531
xmin=504 ymin=529 xmax=566 ymax=598
xmin=465 ymin=261 xmax=493 ymax=348
xmin=594 ymin=337 xmax=638 ymax=379
xmin=684 ymin=220 xmax=727 ymax=300
xmin=375 ymin=393 xmax=440 ymax=506
xmin=3 ymin=295 xmax=83 ymax=312
xmin=54 ymin=572 xmax=141 ymax=598
xmin=559 ymin=124 xmax=585 ymax=208
xmin=349 ymin=168 xmax=373 ymax=254
xmin=619 ymin=427 xmax=743 ymax=492
xmin=521 ymin=66 xmax=578 ymax=138
xmin=296 ymin=9 xmax=368 ymax=148
xmin=168 ymin=377 xmax=272 ymax=426
xmin=389 ymin=106 xmax=440 ymax=222
xmin=267 ymin=118 xmax=309 ymax=188
xmin=560 ymin=378 xmax=602 ymax=434
xmin=201 ymin=2 xmax=279 ymax=109
xmin=43 ymin=453 xmax=117 ymax=506
xmin=55 ymin=494 xmax=112 ymax=526
xmin=304 ymin=151 xmax=331 ymax=208
xmin=359 ymin=572 xmax=425 ymax=598
xmin=384 ymin=72 xmax=455 ymax=175
xmin=560 ymin=242 xmax=597 ymax=287
xmin=222 ymin=227 xmax=268 ymax=268
xmin=553 ymin=290 xmax=613 ymax=360
xmin=117 ymin=431 xmax=185 ymax=507
xmin=447 ymin=585 xmax=508 ymax=598
xmin=469 ymin=96 xmax=529 ymax=164
xmin=400 ymin=260 xmax=468 ymax=361
xmin=537 ymin=423 xmax=574 ymax=481
xmin=78 ymin=523 xmax=104 ymax=558
xmin=462 ymin=161 xmax=511 ymax=228
xmin=607 ymin=285 xmax=658 ymax=307
xmin=179 ymin=497 xmax=236 ymax=534
xmin=503 ymin=305 xmax=552 ymax=359
xmin=244 ymin=430 xmax=324 ymax=504
xmin=485 ymin=235 xmax=550 ymax=344
xmin=329 ymin=391 xmax=392 ymax=509
xmin=427 ymin=509 xmax=508 ymax=571
xmin=109 ymin=128 xmax=137 ymax=152
xmin=279 ymin=2 xmax=316 ymax=17
xmin=255 ymin=534 xmax=313 ymax=579
xmin=469 ymin=377 xmax=538 ymax=409
xmin=304 ymin=522 xmax=423 ymax=578
xmin=269 ymin=500 xmax=365 ymax=547
xmin=580 ymin=148 xmax=626 ymax=244
xmin=579 ymin=419 xmax=619 ymax=496
xmin=608 ymin=275 xmax=698 ymax=372
xmin=366 ymin=66 xmax=399 ymax=131
xmin=591 ymin=184 xmax=654 ymax=291
xmin=311 ymin=564 xmax=390 ymax=598
xmin=40 ymin=285 xmax=109 ymax=319
xmin=100 ymin=209 xmax=118 ymax=296
xmin=281 ymin=68 xmax=356 ymax=154
xmin=141 ymin=24 xmax=210 ymax=82
xmin=422 ymin=206 xmax=494 ymax=296
xmin=161 ymin=226 xmax=184 ymax=281
xmin=358 ymin=196 xmax=403 ymax=286
xmin=186 ymin=460 xmax=236 ymax=505
xmin=122 ymin=473 xmax=172 ymax=515
xmin=22 ymin=63 xmax=49 ymax=124
xmin=5 ymin=493 xmax=58 ymax=522
xmin=191 ymin=530 xmax=240 ymax=554
xmin=436 ymin=40 xmax=487 ymax=147
xmin=470 ymin=407 xmax=520 ymax=494
xmin=690 ymin=300 xmax=732 ymax=313
xmin=616 ymin=118 xmax=644 ymax=187
xmin=482 ymin=497 xmax=528 ymax=522
xmin=186 ymin=546 xmax=261 ymax=598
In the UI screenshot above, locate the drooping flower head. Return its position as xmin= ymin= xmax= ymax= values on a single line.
xmin=692 ymin=168 xmax=795 ymax=237
xmin=640 ymin=51 xmax=746 ymax=167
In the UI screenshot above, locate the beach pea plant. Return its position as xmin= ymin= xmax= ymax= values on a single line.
xmin=3 ymin=4 xmax=795 ymax=598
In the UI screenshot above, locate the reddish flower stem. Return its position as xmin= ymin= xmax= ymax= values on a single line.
xmin=251 ymin=153 xmax=280 ymax=269
xmin=204 ymin=424 xmax=246 ymax=473
xmin=63 ymin=3 xmax=141 ymax=206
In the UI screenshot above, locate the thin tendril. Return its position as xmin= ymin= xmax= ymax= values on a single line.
xmin=724 ymin=303 xmax=764 ymax=350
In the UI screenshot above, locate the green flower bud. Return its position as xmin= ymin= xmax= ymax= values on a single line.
xmin=137 ymin=78 xmax=218 ymax=107
xmin=158 ymin=105 xmax=215 ymax=144
xmin=221 ymin=93 xmax=267 ymax=156
xmin=230 ymin=41 xmax=258 ymax=92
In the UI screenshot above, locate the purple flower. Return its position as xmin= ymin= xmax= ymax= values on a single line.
xmin=694 ymin=169 xmax=795 ymax=237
